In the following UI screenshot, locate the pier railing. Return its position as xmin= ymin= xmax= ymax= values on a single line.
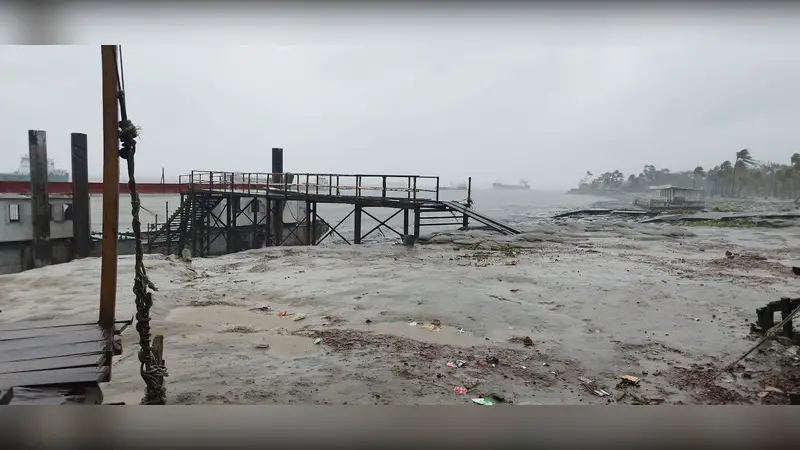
xmin=178 ymin=171 xmax=441 ymax=201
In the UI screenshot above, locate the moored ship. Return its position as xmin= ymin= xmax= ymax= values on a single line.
xmin=492 ymin=179 xmax=530 ymax=190
xmin=0 ymin=156 xmax=69 ymax=182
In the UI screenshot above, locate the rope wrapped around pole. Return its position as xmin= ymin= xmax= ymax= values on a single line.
xmin=114 ymin=46 xmax=168 ymax=405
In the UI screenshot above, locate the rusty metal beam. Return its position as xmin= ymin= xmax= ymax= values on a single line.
xmin=28 ymin=130 xmax=51 ymax=268
xmin=99 ymin=45 xmax=119 ymax=331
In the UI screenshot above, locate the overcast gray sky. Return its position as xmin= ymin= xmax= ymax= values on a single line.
xmin=1 ymin=3 xmax=799 ymax=189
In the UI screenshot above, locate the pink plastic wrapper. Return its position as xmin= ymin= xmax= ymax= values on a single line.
xmin=453 ymin=386 xmax=468 ymax=395
xmin=446 ymin=361 xmax=457 ymax=369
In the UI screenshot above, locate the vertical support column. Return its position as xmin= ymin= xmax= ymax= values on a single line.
xmin=311 ymin=202 xmax=318 ymax=246
xmin=413 ymin=205 xmax=421 ymax=238
xmin=354 ymin=205 xmax=362 ymax=244
xmin=264 ymin=197 xmax=272 ymax=247
xmin=71 ymin=133 xmax=91 ymax=259
xmin=403 ymin=208 xmax=409 ymax=236
xmin=226 ymin=194 xmax=234 ymax=253
xmin=305 ymin=201 xmax=312 ymax=245
xmin=463 ymin=176 xmax=472 ymax=229
xmin=99 ymin=45 xmax=119 ymax=331
xmin=781 ymin=297 xmax=794 ymax=339
xmin=28 ymin=130 xmax=51 ymax=268
xmin=251 ymin=198 xmax=259 ymax=249
xmin=271 ymin=148 xmax=283 ymax=246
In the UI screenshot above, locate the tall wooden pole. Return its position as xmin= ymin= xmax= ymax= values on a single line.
xmin=99 ymin=45 xmax=119 ymax=330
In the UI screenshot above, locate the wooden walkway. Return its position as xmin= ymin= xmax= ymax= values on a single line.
xmin=0 ymin=318 xmax=130 ymax=405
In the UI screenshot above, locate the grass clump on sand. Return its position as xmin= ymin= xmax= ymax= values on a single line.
xmin=684 ymin=219 xmax=756 ymax=228
xmin=711 ymin=206 xmax=743 ymax=213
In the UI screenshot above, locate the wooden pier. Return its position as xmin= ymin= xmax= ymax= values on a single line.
xmin=146 ymin=170 xmax=522 ymax=257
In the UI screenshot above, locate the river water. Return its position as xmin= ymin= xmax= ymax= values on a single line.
xmin=92 ymin=189 xmax=612 ymax=244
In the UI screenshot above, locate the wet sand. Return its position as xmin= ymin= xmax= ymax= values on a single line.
xmin=1 ymin=222 xmax=798 ymax=405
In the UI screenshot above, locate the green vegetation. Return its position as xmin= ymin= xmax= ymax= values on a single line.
xmin=492 ymin=244 xmax=518 ymax=257
xmin=711 ymin=206 xmax=743 ymax=213
xmin=576 ymin=150 xmax=800 ymax=199
xmin=683 ymin=219 xmax=757 ymax=228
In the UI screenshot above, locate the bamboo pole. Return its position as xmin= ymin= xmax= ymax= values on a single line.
xmin=99 ymin=45 xmax=119 ymax=330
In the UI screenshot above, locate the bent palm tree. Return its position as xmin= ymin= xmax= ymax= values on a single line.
xmin=732 ymin=149 xmax=755 ymax=197
xmin=693 ymin=166 xmax=705 ymax=189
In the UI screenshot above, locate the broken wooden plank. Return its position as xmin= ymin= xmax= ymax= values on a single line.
xmin=0 ymin=318 xmax=131 ymax=333
xmin=0 ymin=353 xmax=106 ymax=375
xmin=0 ymin=328 xmax=109 ymax=354
xmin=0 ymin=340 xmax=107 ymax=364
xmin=0 ymin=365 xmax=109 ymax=391
xmin=0 ymin=323 xmax=103 ymax=341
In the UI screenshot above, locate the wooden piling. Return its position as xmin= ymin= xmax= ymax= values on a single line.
xmin=354 ymin=205 xmax=362 ymax=244
xmin=28 ymin=130 xmax=51 ymax=268
xmin=98 ymin=45 xmax=119 ymax=331
xmin=70 ymin=133 xmax=91 ymax=259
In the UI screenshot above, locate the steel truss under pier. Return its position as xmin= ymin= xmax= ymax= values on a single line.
xmin=146 ymin=171 xmax=521 ymax=256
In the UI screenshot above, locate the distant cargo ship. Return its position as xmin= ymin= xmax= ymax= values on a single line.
xmin=0 ymin=156 xmax=69 ymax=182
xmin=492 ymin=179 xmax=530 ymax=190
xmin=440 ymin=182 xmax=468 ymax=191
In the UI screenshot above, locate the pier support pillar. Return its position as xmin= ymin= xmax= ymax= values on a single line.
xmin=28 ymin=130 xmax=51 ymax=269
xmin=354 ymin=205 xmax=362 ymax=244
xmin=70 ymin=133 xmax=91 ymax=259
xmin=413 ymin=205 xmax=421 ymax=238
xmin=403 ymin=208 xmax=409 ymax=236
xmin=305 ymin=201 xmax=312 ymax=245
xmin=271 ymin=148 xmax=284 ymax=246
xmin=311 ymin=202 xmax=318 ymax=246
xmin=227 ymin=194 xmax=239 ymax=252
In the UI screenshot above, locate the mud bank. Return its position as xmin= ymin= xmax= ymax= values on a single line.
xmin=0 ymin=223 xmax=798 ymax=405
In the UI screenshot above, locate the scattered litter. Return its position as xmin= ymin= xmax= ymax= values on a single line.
xmin=423 ymin=324 xmax=441 ymax=332
xmin=365 ymin=319 xmax=372 ymax=324
xmin=455 ymin=360 xmax=466 ymax=368
xmin=255 ymin=344 xmax=270 ymax=350
xmin=313 ymin=338 xmax=322 ymax=345
xmin=471 ymin=398 xmax=495 ymax=406
xmin=521 ymin=366 xmax=527 ymax=369
xmin=489 ymin=392 xmax=506 ymax=403
xmin=409 ymin=322 xmax=418 ymax=326
xmin=486 ymin=356 xmax=500 ymax=366
xmin=505 ymin=261 xmax=519 ymax=266
xmin=510 ymin=288 xmax=520 ymax=293
xmin=293 ymin=313 xmax=306 ymax=322
xmin=278 ymin=311 xmax=288 ymax=317
xmin=522 ymin=336 xmax=534 ymax=347
xmin=453 ymin=386 xmax=468 ymax=395
xmin=757 ymin=391 xmax=771 ymax=398
xmin=619 ymin=375 xmax=640 ymax=386
xmin=432 ymin=319 xmax=441 ymax=327
xmin=542 ymin=362 xmax=550 ymax=367
xmin=476 ymin=361 xmax=489 ymax=368
xmin=457 ymin=328 xmax=465 ymax=334
xmin=693 ymin=318 xmax=700 ymax=322
xmin=578 ymin=376 xmax=610 ymax=397
xmin=446 ymin=361 xmax=458 ymax=369
xmin=764 ymin=386 xmax=784 ymax=394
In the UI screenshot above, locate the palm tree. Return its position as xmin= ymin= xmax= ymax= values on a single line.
xmin=732 ymin=149 xmax=755 ymax=197
xmin=791 ymin=153 xmax=800 ymax=170
xmin=692 ymin=166 xmax=705 ymax=189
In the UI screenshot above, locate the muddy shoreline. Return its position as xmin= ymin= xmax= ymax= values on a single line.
xmin=0 ymin=223 xmax=798 ymax=405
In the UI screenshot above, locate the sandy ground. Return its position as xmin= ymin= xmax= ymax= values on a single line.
xmin=1 ymin=222 xmax=799 ymax=405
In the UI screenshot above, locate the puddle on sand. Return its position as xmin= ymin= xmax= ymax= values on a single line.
xmin=367 ymin=322 xmax=487 ymax=347
xmin=165 ymin=305 xmax=307 ymax=331
xmin=251 ymin=334 xmax=322 ymax=359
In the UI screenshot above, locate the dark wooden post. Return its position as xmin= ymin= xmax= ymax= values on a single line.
xmin=28 ymin=130 xmax=51 ymax=268
xmin=305 ymin=201 xmax=312 ymax=245
xmin=403 ymin=208 xmax=409 ymax=236
xmin=71 ymin=133 xmax=91 ymax=259
xmin=226 ymin=194 xmax=234 ymax=253
xmin=271 ymin=148 xmax=283 ymax=246
xmin=413 ymin=205 xmax=421 ymax=238
xmin=311 ymin=202 xmax=318 ymax=245
xmin=354 ymin=205 xmax=362 ymax=244
xmin=463 ymin=176 xmax=472 ymax=228
xmin=99 ymin=45 xmax=120 ymax=331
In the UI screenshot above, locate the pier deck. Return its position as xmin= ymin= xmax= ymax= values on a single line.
xmin=0 ymin=318 xmax=130 ymax=405
xmin=146 ymin=171 xmax=521 ymax=256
